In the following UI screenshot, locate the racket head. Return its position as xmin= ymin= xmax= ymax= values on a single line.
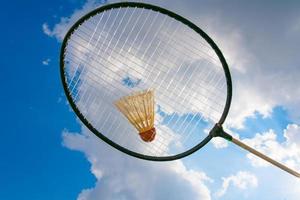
xmin=60 ymin=2 xmax=232 ymax=161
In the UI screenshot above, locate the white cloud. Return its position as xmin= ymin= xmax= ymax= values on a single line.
xmin=152 ymin=0 xmax=300 ymax=129
xmin=211 ymin=137 xmax=228 ymax=149
xmin=44 ymin=0 xmax=300 ymax=130
xmin=44 ymin=0 xmax=300 ymax=199
xmin=42 ymin=0 xmax=107 ymax=41
xmin=284 ymin=124 xmax=300 ymax=145
xmin=242 ymin=124 xmax=300 ymax=170
xmin=42 ymin=23 xmax=52 ymax=37
xmin=215 ymin=171 xmax=258 ymax=198
xmin=42 ymin=58 xmax=51 ymax=66
xmin=63 ymin=126 xmax=212 ymax=200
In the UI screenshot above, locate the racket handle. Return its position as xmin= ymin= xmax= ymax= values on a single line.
xmin=231 ymin=137 xmax=300 ymax=178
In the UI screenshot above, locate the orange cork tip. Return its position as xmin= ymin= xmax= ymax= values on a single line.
xmin=139 ymin=127 xmax=156 ymax=142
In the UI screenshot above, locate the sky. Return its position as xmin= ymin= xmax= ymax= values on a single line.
xmin=1 ymin=0 xmax=300 ymax=200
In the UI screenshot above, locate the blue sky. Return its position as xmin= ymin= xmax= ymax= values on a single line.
xmin=1 ymin=0 xmax=300 ymax=200
xmin=0 ymin=1 xmax=95 ymax=199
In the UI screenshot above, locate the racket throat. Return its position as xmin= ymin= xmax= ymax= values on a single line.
xmin=209 ymin=123 xmax=232 ymax=141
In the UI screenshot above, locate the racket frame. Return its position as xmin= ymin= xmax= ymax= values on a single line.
xmin=60 ymin=2 xmax=232 ymax=161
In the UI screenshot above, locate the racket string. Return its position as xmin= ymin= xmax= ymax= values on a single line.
xmin=75 ymin=80 xmax=220 ymax=157
xmin=76 ymin=18 xmax=222 ymax=76
xmin=69 ymin=10 xmax=112 ymax=96
xmin=66 ymin=11 xmax=106 ymax=92
xmin=87 ymin=17 xmax=221 ymax=67
xmin=75 ymin=8 xmax=130 ymax=101
xmin=181 ymin=68 xmax=226 ymax=143
xmin=67 ymin=31 xmax=225 ymax=101
xmin=71 ymin=64 xmax=186 ymax=155
xmin=66 ymin=36 xmax=226 ymax=106
xmin=70 ymin=68 xmax=224 ymax=129
xmin=162 ymin=57 xmax=224 ymax=143
xmin=66 ymin=42 xmax=226 ymax=111
xmin=66 ymin=53 xmax=225 ymax=117
xmin=68 ymin=8 xmax=149 ymax=101
xmin=163 ymin=59 xmax=220 ymax=138
xmin=73 ymin=72 xmax=210 ymax=155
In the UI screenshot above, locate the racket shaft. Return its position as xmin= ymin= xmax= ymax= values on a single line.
xmin=231 ymin=137 xmax=300 ymax=178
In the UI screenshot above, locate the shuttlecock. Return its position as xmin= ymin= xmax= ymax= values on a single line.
xmin=114 ymin=89 xmax=156 ymax=142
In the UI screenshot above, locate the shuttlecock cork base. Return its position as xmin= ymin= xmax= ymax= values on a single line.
xmin=139 ymin=127 xmax=156 ymax=142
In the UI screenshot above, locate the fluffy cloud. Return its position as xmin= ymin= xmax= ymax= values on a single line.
xmin=198 ymin=11 xmax=300 ymax=129
xmin=42 ymin=58 xmax=51 ymax=66
xmin=63 ymin=127 xmax=212 ymax=200
xmin=215 ymin=171 xmax=258 ymax=198
xmin=242 ymin=124 xmax=300 ymax=170
xmin=42 ymin=0 xmax=107 ymax=41
xmin=211 ymin=137 xmax=228 ymax=149
xmin=44 ymin=0 xmax=300 ymax=130
xmin=42 ymin=0 xmax=300 ymax=199
xmin=146 ymin=0 xmax=300 ymax=129
xmin=284 ymin=124 xmax=300 ymax=145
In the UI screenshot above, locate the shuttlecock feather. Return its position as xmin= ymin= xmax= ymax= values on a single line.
xmin=114 ymin=89 xmax=156 ymax=142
